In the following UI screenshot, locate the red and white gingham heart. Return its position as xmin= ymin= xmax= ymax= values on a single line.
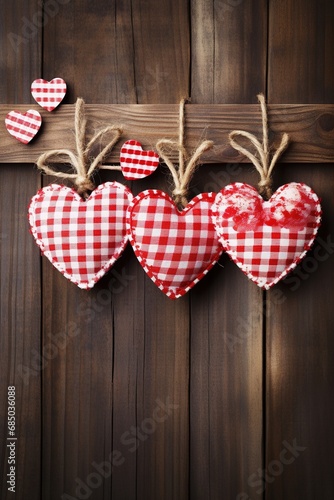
xmin=28 ymin=182 xmax=133 ymax=289
xmin=31 ymin=78 xmax=67 ymax=111
xmin=120 ymin=140 xmax=159 ymax=180
xmin=212 ymin=182 xmax=322 ymax=289
xmin=5 ymin=109 xmax=42 ymax=144
xmin=127 ymin=190 xmax=223 ymax=299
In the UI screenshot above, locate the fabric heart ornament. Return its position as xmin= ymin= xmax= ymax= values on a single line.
xmin=120 ymin=140 xmax=159 ymax=180
xmin=212 ymin=182 xmax=321 ymax=289
xmin=5 ymin=109 xmax=42 ymax=144
xmin=31 ymin=78 xmax=67 ymax=111
xmin=127 ymin=190 xmax=223 ymax=299
xmin=29 ymin=182 xmax=133 ymax=289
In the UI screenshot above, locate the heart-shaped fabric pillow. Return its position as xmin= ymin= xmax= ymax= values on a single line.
xmin=31 ymin=78 xmax=67 ymax=111
xmin=5 ymin=109 xmax=42 ymax=144
xmin=120 ymin=140 xmax=159 ymax=180
xmin=127 ymin=190 xmax=223 ymax=298
xmin=211 ymin=182 xmax=321 ymax=289
xmin=28 ymin=182 xmax=133 ymax=289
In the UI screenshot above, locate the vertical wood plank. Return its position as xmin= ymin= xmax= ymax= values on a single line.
xmin=190 ymin=0 xmax=267 ymax=498
xmin=267 ymin=1 xmax=334 ymax=498
xmin=42 ymin=1 xmax=190 ymax=499
xmin=41 ymin=2 xmax=122 ymax=498
xmin=0 ymin=1 xmax=42 ymax=499
xmin=118 ymin=2 xmax=191 ymax=499
xmin=191 ymin=0 xmax=267 ymax=103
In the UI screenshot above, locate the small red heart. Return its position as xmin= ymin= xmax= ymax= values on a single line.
xmin=28 ymin=182 xmax=133 ymax=289
xmin=31 ymin=77 xmax=67 ymax=111
xmin=211 ymin=182 xmax=322 ymax=289
xmin=120 ymin=140 xmax=159 ymax=180
xmin=5 ymin=109 xmax=42 ymax=144
xmin=127 ymin=190 xmax=223 ymax=298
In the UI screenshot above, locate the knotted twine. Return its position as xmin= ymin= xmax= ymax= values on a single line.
xmin=229 ymin=93 xmax=289 ymax=199
xmin=156 ymin=99 xmax=213 ymax=209
xmin=36 ymin=97 xmax=123 ymax=198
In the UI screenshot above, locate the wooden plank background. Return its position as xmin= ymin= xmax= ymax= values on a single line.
xmin=1 ymin=104 xmax=334 ymax=164
xmin=0 ymin=1 xmax=333 ymax=499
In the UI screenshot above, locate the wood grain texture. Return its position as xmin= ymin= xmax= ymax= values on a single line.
xmin=40 ymin=2 xmax=125 ymax=498
xmin=124 ymin=1 xmax=190 ymax=499
xmin=1 ymin=1 xmax=333 ymax=499
xmin=1 ymin=104 xmax=334 ymax=164
xmin=0 ymin=1 xmax=42 ymax=499
xmin=267 ymin=1 xmax=334 ymax=499
xmin=40 ymin=1 xmax=190 ymax=499
xmin=189 ymin=0 xmax=266 ymax=498
xmin=191 ymin=0 xmax=267 ymax=103
xmin=0 ymin=166 xmax=41 ymax=500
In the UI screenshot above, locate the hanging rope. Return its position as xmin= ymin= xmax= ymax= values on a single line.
xmin=156 ymin=98 xmax=213 ymax=208
xmin=229 ymin=93 xmax=289 ymax=199
xmin=36 ymin=98 xmax=123 ymax=198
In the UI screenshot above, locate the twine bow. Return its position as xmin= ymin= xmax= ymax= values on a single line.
xmin=156 ymin=99 xmax=213 ymax=209
xmin=36 ymin=97 xmax=123 ymax=198
xmin=229 ymin=93 xmax=289 ymax=199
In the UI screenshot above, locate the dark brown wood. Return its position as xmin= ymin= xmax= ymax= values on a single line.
xmin=189 ymin=0 xmax=266 ymax=498
xmin=191 ymin=0 xmax=267 ymax=103
xmin=1 ymin=1 xmax=333 ymax=499
xmin=123 ymin=2 xmax=190 ymax=499
xmin=1 ymin=104 xmax=334 ymax=164
xmin=40 ymin=1 xmax=190 ymax=500
xmin=40 ymin=2 xmax=122 ymax=498
xmin=0 ymin=1 xmax=42 ymax=499
xmin=266 ymin=1 xmax=334 ymax=499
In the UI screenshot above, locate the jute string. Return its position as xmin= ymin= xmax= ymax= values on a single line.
xmin=156 ymin=99 xmax=213 ymax=208
xmin=229 ymin=93 xmax=289 ymax=199
xmin=36 ymin=98 xmax=123 ymax=198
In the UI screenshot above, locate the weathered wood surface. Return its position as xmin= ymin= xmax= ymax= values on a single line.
xmin=41 ymin=1 xmax=190 ymax=500
xmin=0 ymin=1 xmax=42 ymax=499
xmin=266 ymin=1 xmax=334 ymax=499
xmin=0 ymin=0 xmax=333 ymax=499
xmin=189 ymin=0 xmax=266 ymax=499
xmin=1 ymin=104 xmax=334 ymax=164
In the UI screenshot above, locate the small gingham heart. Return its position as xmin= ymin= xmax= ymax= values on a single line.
xmin=211 ymin=182 xmax=321 ymax=289
xmin=120 ymin=140 xmax=159 ymax=180
xmin=28 ymin=182 xmax=133 ymax=289
xmin=31 ymin=78 xmax=67 ymax=111
xmin=127 ymin=190 xmax=223 ymax=299
xmin=5 ymin=109 xmax=42 ymax=144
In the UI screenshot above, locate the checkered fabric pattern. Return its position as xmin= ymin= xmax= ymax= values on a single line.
xmin=212 ymin=182 xmax=322 ymax=289
xmin=28 ymin=182 xmax=133 ymax=289
xmin=127 ymin=190 xmax=223 ymax=299
xmin=31 ymin=78 xmax=67 ymax=112
xmin=120 ymin=140 xmax=159 ymax=180
xmin=5 ymin=109 xmax=42 ymax=144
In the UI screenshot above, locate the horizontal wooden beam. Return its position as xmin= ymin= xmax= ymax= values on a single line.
xmin=0 ymin=104 xmax=334 ymax=164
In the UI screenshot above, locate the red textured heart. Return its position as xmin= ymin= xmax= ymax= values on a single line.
xmin=31 ymin=78 xmax=67 ymax=111
xmin=211 ymin=182 xmax=322 ymax=289
xmin=5 ymin=109 xmax=42 ymax=144
xmin=28 ymin=182 xmax=133 ymax=289
xmin=120 ymin=140 xmax=159 ymax=180
xmin=127 ymin=190 xmax=223 ymax=298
